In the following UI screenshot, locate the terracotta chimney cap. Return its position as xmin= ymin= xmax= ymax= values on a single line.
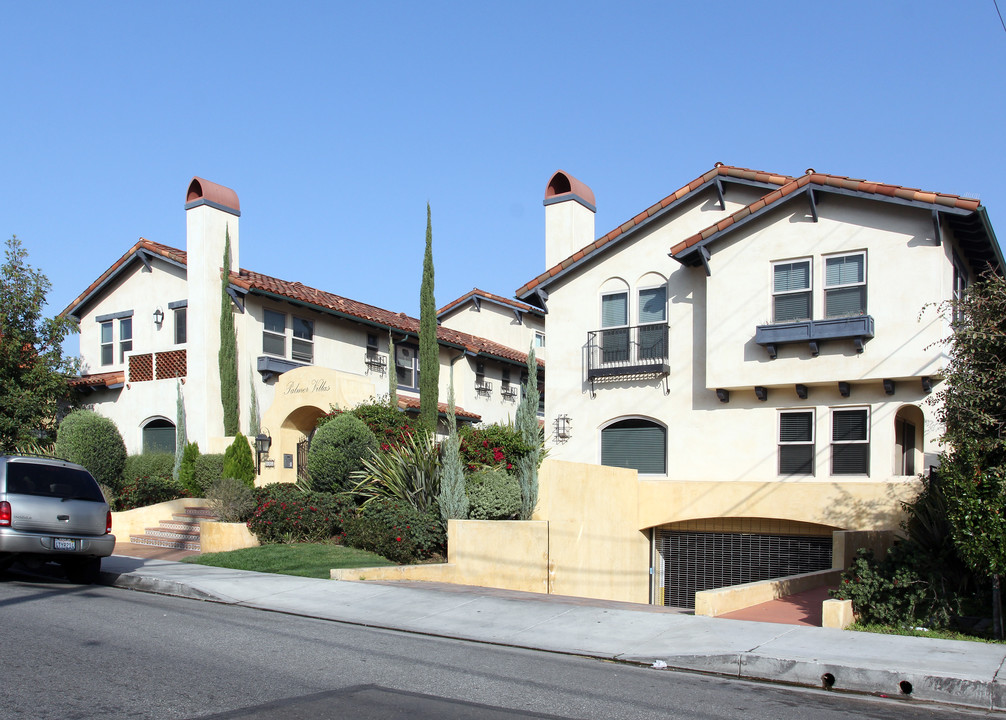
xmin=186 ymin=177 xmax=240 ymax=214
xmin=544 ymin=170 xmax=596 ymax=208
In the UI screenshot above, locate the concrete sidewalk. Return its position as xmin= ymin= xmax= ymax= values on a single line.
xmin=99 ymin=554 xmax=1006 ymax=712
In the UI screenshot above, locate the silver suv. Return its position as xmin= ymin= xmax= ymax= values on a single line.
xmin=0 ymin=455 xmax=116 ymax=583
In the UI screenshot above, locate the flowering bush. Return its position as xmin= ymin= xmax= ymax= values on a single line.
xmin=830 ymin=545 xmax=962 ymax=628
xmin=342 ymin=497 xmax=445 ymax=563
xmin=458 ymin=423 xmax=532 ymax=472
xmin=246 ymin=486 xmax=351 ymax=544
xmin=317 ymin=398 xmax=433 ymax=452
xmin=114 ymin=475 xmax=188 ymax=511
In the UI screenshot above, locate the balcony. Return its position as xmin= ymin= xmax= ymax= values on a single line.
xmin=755 ymin=316 xmax=875 ymax=359
xmin=587 ymin=325 xmax=669 ymax=379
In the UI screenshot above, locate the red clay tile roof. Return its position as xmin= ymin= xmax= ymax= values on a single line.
xmin=68 ymin=371 xmax=125 ymax=389
xmin=396 ymin=394 xmax=481 ymax=421
xmin=669 ymin=170 xmax=983 ymax=258
xmin=66 ymin=238 xmax=543 ymax=372
xmin=515 ymin=164 xmax=794 ymax=298
xmin=437 ymin=288 xmax=544 ymax=317
xmin=230 ymin=269 xmax=543 ymax=368
xmin=62 ymin=239 xmax=186 ymax=318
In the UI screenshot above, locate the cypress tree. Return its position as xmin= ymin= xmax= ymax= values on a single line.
xmin=219 ymin=226 xmax=239 ymax=436
xmin=514 ymin=346 xmax=541 ymax=520
xmin=419 ymin=203 xmax=439 ymax=429
xmin=438 ymin=367 xmax=469 ymax=521
xmin=248 ymin=369 xmax=260 ymax=437
xmin=173 ymin=380 xmax=186 ymax=483
xmin=388 ymin=329 xmax=397 ymax=406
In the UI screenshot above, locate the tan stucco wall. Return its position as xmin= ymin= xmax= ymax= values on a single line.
xmin=331 ymin=519 xmax=549 ymax=592
xmin=199 ymin=521 xmax=259 ymax=553
xmin=111 ymin=498 xmax=213 ymax=540
xmin=535 ymin=459 xmax=650 ymax=603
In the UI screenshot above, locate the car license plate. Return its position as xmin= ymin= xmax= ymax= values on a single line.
xmin=53 ymin=538 xmax=76 ymax=551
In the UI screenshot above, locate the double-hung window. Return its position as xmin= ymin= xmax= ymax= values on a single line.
xmin=779 ymin=410 xmax=814 ymax=475
xmin=395 ymin=345 xmax=420 ymax=390
xmin=600 ymin=291 xmax=629 ymax=363
xmin=119 ymin=318 xmax=132 ymax=362
xmin=772 ymin=260 xmax=811 ymax=322
xmin=637 ymin=286 xmax=667 ymax=360
xmin=831 ymin=408 xmax=870 ymax=475
xmin=824 ymin=252 xmax=866 ymax=318
xmin=291 ymin=317 xmax=314 ymax=363
xmin=100 ymin=321 xmax=114 ymax=366
xmin=263 ymin=309 xmax=286 ymax=357
xmin=174 ymin=308 xmax=187 ymax=345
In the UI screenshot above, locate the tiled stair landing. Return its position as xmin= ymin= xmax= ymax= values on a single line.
xmin=128 ymin=506 xmax=219 ymax=551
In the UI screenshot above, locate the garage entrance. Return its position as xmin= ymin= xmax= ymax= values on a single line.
xmin=655 ymin=519 xmax=834 ymax=609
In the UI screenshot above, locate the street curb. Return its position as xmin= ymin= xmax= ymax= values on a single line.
xmin=100 ymin=571 xmax=226 ymax=604
xmin=97 ymin=570 xmax=1001 ymax=712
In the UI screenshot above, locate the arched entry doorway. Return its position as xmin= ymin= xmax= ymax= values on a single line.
xmin=283 ymin=405 xmax=325 ymax=484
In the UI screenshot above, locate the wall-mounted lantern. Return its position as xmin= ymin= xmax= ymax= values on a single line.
xmin=153 ymin=307 xmax=164 ymax=326
xmin=554 ymin=414 xmax=572 ymax=441
xmin=255 ymin=430 xmax=272 ymax=474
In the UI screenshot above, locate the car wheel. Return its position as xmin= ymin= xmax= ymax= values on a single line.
xmin=63 ymin=557 xmax=101 ymax=585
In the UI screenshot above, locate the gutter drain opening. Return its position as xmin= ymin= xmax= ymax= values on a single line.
xmin=899 ymin=680 xmax=913 ymax=695
xmin=821 ymin=673 xmax=835 ymax=689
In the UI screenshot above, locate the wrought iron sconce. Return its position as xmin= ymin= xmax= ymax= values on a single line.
xmin=153 ymin=307 xmax=164 ymax=326
xmin=554 ymin=414 xmax=572 ymax=441
xmin=255 ymin=430 xmax=272 ymax=474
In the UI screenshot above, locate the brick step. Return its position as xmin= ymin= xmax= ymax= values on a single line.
xmin=127 ymin=535 xmax=202 ymax=551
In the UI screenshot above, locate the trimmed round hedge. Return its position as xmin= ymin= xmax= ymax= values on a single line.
xmin=54 ymin=410 xmax=127 ymax=491
xmin=307 ymin=413 xmax=378 ymax=493
xmin=465 ymin=468 xmax=521 ymax=520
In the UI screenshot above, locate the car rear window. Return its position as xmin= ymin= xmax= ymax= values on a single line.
xmin=5 ymin=462 xmax=105 ymax=502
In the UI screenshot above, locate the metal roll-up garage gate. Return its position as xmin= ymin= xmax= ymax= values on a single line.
xmin=657 ymin=526 xmax=833 ymax=609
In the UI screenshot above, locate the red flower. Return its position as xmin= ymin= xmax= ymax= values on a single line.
xmin=493 ymin=449 xmax=505 ymax=462
xmin=396 ymin=537 xmax=402 ymax=542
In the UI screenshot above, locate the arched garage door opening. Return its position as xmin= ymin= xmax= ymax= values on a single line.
xmin=655 ymin=517 xmax=836 ymax=609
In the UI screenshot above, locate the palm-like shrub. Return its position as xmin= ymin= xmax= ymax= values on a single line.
xmin=54 ymin=409 xmax=127 ymax=492
xmin=351 ymin=431 xmax=440 ymax=513
xmin=308 ymin=414 xmax=378 ymax=494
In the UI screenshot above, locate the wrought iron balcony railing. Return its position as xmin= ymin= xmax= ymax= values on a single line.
xmin=587 ymin=324 xmax=669 ymax=379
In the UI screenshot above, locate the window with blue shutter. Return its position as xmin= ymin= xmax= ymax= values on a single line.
xmin=601 ymin=419 xmax=666 ymax=474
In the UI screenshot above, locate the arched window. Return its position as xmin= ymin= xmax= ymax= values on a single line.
xmin=601 ymin=418 xmax=666 ymax=474
xmin=895 ymin=406 xmax=924 ymax=476
xmin=142 ymin=419 xmax=176 ymax=454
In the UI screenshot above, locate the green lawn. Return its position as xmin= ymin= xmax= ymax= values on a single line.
xmin=184 ymin=542 xmax=396 ymax=579
xmin=849 ymin=622 xmax=1003 ymax=644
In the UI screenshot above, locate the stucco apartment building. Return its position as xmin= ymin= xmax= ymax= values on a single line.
xmin=517 ymin=164 xmax=1003 ymax=607
xmin=63 ymin=178 xmax=544 ymax=486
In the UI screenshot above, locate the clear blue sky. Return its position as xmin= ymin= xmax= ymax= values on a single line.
xmin=3 ymin=2 xmax=1004 ymax=337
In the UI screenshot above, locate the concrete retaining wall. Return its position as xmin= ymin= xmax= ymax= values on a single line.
xmin=200 ymin=521 xmax=260 ymax=554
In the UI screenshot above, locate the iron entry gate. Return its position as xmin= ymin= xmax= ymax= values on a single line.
xmin=297 ymin=439 xmax=309 ymax=483
xmin=658 ymin=530 xmax=832 ymax=609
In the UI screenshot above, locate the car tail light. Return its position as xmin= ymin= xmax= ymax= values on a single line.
xmin=0 ymin=501 xmax=10 ymax=527
xmin=105 ymin=510 xmax=112 ymax=535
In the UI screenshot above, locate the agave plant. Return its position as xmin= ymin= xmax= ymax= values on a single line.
xmin=350 ymin=431 xmax=441 ymax=513
xmin=12 ymin=440 xmax=57 ymax=458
